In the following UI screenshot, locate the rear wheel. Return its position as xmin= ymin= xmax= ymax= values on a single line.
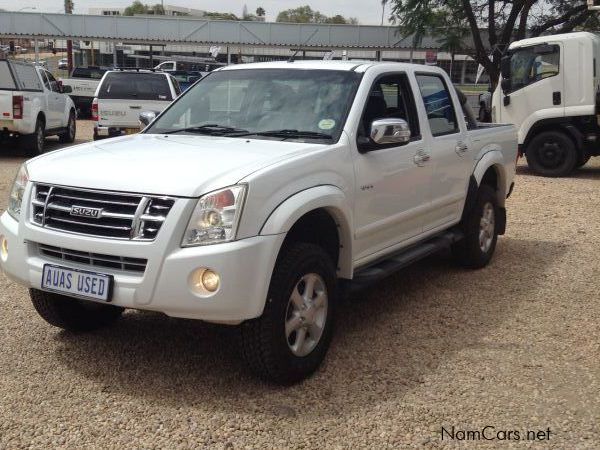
xmin=30 ymin=289 xmax=124 ymax=332
xmin=59 ymin=111 xmax=76 ymax=143
xmin=240 ymin=243 xmax=336 ymax=384
xmin=21 ymin=117 xmax=45 ymax=155
xmin=453 ymin=185 xmax=499 ymax=269
xmin=526 ymin=131 xmax=577 ymax=177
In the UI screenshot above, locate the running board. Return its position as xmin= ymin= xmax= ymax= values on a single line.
xmin=349 ymin=229 xmax=463 ymax=294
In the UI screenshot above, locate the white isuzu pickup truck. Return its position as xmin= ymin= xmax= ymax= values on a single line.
xmin=0 ymin=61 xmax=517 ymax=383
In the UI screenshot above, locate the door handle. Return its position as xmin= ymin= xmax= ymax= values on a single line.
xmin=553 ymin=91 xmax=562 ymax=105
xmin=413 ymin=149 xmax=430 ymax=167
xmin=455 ymin=142 xmax=469 ymax=156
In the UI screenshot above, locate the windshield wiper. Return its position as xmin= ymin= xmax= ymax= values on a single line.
xmin=164 ymin=124 xmax=249 ymax=135
xmin=236 ymin=129 xmax=334 ymax=140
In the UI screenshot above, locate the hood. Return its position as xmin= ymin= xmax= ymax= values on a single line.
xmin=27 ymin=134 xmax=323 ymax=197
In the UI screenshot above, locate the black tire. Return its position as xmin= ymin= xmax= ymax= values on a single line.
xmin=452 ymin=185 xmax=499 ymax=269
xmin=526 ymin=131 xmax=577 ymax=177
xmin=29 ymin=288 xmax=124 ymax=332
xmin=576 ymin=152 xmax=591 ymax=168
xmin=240 ymin=243 xmax=337 ymax=384
xmin=59 ymin=111 xmax=76 ymax=143
xmin=21 ymin=117 xmax=45 ymax=155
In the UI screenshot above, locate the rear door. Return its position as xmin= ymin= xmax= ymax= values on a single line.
xmin=44 ymin=70 xmax=68 ymax=128
xmin=414 ymin=72 xmax=471 ymax=230
xmin=97 ymin=72 xmax=173 ymax=128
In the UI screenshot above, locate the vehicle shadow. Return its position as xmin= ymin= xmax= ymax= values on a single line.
xmin=53 ymin=237 xmax=565 ymax=418
xmin=0 ymin=137 xmax=86 ymax=157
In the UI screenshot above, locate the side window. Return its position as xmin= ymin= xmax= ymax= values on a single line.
xmin=360 ymin=73 xmax=420 ymax=140
xmin=45 ymin=71 xmax=60 ymax=93
xmin=510 ymin=45 xmax=560 ymax=92
xmin=171 ymin=76 xmax=182 ymax=96
xmin=416 ymin=74 xmax=459 ymax=137
xmin=39 ymin=70 xmax=50 ymax=90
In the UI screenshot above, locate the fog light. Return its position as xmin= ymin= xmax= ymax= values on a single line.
xmin=0 ymin=235 xmax=7 ymax=261
xmin=189 ymin=268 xmax=220 ymax=295
xmin=202 ymin=269 xmax=220 ymax=292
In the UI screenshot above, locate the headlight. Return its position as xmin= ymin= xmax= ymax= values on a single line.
xmin=7 ymin=164 xmax=29 ymax=221
xmin=181 ymin=185 xmax=247 ymax=247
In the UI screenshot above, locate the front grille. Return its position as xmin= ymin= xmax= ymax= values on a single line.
xmin=31 ymin=184 xmax=175 ymax=241
xmin=38 ymin=243 xmax=147 ymax=273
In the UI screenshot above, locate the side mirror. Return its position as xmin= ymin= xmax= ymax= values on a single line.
xmin=500 ymin=55 xmax=511 ymax=79
xmin=501 ymin=78 xmax=512 ymax=93
xmin=370 ymin=118 xmax=411 ymax=145
xmin=139 ymin=111 xmax=157 ymax=127
xmin=62 ymin=85 xmax=72 ymax=94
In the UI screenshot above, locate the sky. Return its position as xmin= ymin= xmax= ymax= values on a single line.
xmin=0 ymin=0 xmax=390 ymax=25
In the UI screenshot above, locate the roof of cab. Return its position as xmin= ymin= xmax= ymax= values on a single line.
xmin=217 ymin=60 xmax=447 ymax=75
xmin=509 ymin=31 xmax=600 ymax=50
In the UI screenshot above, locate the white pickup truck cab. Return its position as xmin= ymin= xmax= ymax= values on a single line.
xmin=0 ymin=61 xmax=517 ymax=383
xmin=492 ymin=32 xmax=600 ymax=176
xmin=0 ymin=59 xmax=76 ymax=154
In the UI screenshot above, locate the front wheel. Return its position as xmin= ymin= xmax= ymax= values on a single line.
xmin=452 ymin=185 xmax=499 ymax=269
xmin=526 ymin=131 xmax=577 ymax=177
xmin=240 ymin=243 xmax=336 ymax=384
xmin=30 ymin=289 xmax=124 ymax=332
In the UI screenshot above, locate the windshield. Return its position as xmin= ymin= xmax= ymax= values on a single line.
xmin=509 ymin=45 xmax=560 ymax=92
xmin=146 ymin=68 xmax=362 ymax=142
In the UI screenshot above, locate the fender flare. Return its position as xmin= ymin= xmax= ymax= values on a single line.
xmin=260 ymin=185 xmax=353 ymax=278
xmin=472 ymin=150 xmax=508 ymax=207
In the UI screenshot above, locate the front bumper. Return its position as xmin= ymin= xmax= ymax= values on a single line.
xmin=0 ymin=211 xmax=285 ymax=323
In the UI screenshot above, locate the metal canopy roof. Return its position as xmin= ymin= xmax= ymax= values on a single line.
xmin=0 ymin=12 xmax=443 ymax=50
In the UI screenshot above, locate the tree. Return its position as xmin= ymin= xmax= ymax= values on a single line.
xmin=390 ymin=0 xmax=598 ymax=88
xmin=123 ymin=1 xmax=165 ymax=16
xmin=203 ymin=11 xmax=240 ymax=21
xmin=256 ymin=7 xmax=266 ymax=17
xmin=276 ymin=5 xmax=357 ymax=24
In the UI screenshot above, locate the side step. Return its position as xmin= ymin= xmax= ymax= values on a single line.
xmin=349 ymin=229 xmax=463 ymax=294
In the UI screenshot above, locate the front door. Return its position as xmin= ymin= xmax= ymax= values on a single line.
xmin=352 ymin=73 xmax=432 ymax=263
xmin=498 ymin=43 xmax=564 ymax=134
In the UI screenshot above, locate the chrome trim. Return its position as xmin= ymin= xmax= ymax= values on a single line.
xmin=131 ymin=196 xmax=150 ymax=240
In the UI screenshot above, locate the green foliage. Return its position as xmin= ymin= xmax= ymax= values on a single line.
xmin=123 ymin=1 xmax=164 ymax=16
xmin=256 ymin=7 xmax=266 ymax=17
xmin=203 ymin=11 xmax=240 ymax=21
xmin=276 ymin=5 xmax=357 ymax=24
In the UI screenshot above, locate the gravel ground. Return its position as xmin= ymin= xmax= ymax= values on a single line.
xmin=0 ymin=121 xmax=599 ymax=449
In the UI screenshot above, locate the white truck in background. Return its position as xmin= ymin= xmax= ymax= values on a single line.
xmin=0 ymin=59 xmax=76 ymax=154
xmin=1 ymin=61 xmax=517 ymax=383
xmin=60 ymin=66 xmax=108 ymax=118
xmin=492 ymin=32 xmax=600 ymax=176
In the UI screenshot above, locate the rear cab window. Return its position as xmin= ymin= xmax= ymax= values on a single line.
xmin=98 ymin=72 xmax=173 ymax=101
xmin=416 ymin=74 xmax=459 ymax=137
xmin=71 ymin=67 xmax=107 ymax=80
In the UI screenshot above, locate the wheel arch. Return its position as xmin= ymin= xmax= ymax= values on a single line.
xmin=260 ymin=186 xmax=353 ymax=279
xmin=472 ymin=152 xmax=508 ymax=208
xmin=523 ymin=119 xmax=583 ymax=157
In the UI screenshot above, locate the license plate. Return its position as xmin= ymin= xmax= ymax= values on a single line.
xmin=41 ymin=264 xmax=113 ymax=302
xmin=125 ymin=128 xmax=139 ymax=135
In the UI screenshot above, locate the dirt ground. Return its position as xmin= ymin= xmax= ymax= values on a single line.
xmin=0 ymin=122 xmax=598 ymax=448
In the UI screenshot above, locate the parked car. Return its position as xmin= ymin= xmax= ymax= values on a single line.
xmin=60 ymin=66 xmax=109 ymax=117
xmin=0 ymin=59 xmax=76 ymax=154
xmin=0 ymin=61 xmax=517 ymax=383
xmin=92 ymin=69 xmax=180 ymax=139
xmin=492 ymin=31 xmax=600 ymax=176
xmin=168 ymin=70 xmax=203 ymax=91
xmin=58 ymin=58 xmax=69 ymax=70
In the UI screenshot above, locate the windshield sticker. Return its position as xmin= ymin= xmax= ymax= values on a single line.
xmin=318 ymin=119 xmax=336 ymax=130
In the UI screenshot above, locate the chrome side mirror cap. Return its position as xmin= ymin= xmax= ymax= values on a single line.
xmin=139 ymin=111 xmax=157 ymax=128
xmin=370 ymin=118 xmax=411 ymax=145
